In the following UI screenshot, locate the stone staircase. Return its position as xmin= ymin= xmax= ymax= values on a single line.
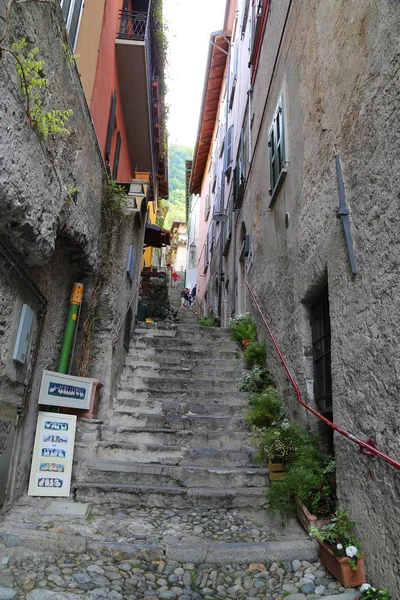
xmin=72 ymin=282 xmax=269 ymax=509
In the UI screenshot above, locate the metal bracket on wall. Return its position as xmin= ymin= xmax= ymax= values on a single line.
xmin=335 ymin=154 xmax=357 ymax=277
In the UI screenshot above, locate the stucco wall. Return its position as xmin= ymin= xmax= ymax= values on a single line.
xmin=238 ymin=0 xmax=400 ymax=590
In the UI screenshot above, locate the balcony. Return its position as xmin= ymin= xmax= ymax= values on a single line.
xmin=115 ymin=9 xmax=152 ymax=174
xmin=118 ymin=10 xmax=147 ymax=41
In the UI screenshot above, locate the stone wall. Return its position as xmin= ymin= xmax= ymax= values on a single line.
xmin=0 ymin=1 xmax=146 ymax=504
xmin=233 ymin=0 xmax=400 ymax=589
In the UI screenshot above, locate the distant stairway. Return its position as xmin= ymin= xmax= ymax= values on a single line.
xmin=73 ymin=283 xmax=268 ymax=509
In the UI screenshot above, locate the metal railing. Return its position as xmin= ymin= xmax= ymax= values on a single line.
xmin=246 ymin=282 xmax=400 ymax=471
xmin=117 ymin=10 xmax=147 ymax=41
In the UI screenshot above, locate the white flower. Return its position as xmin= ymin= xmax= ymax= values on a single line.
xmin=336 ymin=543 xmax=343 ymax=550
xmin=360 ymin=584 xmax=372 ymax=592
xmin=345 ymin=545 xmax=358 ymax=558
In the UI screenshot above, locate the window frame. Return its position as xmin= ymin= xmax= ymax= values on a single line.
xmin=268 ymin=95 xmax=287 ymax=206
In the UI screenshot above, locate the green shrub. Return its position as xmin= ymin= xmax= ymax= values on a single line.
xmin=198 ymin=317 xmax=217 ymax=327
xmin=243 ymin=341 xmax=266 ymax=369
xmin=359 ymin=587 xmax=392 ymax=600
xmin=245 ymin=389 xmax=282 ymax=427
xmin=231 ymin=321 xmax=257 ymax=341
xmin=267 ymin=440 xmax=336 ymax=522
xmin=262 ymin=419 xmax=309 ymax=463
xmin=239 ymin=365 xmax=275 ymax=393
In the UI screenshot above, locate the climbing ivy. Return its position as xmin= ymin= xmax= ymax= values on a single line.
xmin=12 ymin=38 xmax=72 ymax=136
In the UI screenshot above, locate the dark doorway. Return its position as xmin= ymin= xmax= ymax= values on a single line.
xmin=123 ymin=308 xmax=133 ymax=351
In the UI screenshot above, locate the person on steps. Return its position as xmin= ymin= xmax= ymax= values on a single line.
xmin=171 ymin=271 xmax=180 ymax=288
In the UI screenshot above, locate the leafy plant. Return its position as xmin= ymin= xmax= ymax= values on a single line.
xmin=102 ymin=180 xmax=128 ymax=224
xmin=309 ymin=507 xmax=362 ymax=570
xmin=231 ymin=321 xmax=257 ymax=341
xmin=198 ymin=316 xmax=217 ymax=327
xmin=243 ymin=340 xmax=266 ymax=369
xmin=245 ymin=388 xmax=282 ymax=427
xmin=12 ymin=38 xmax=72 ymax=136
xmin=267 ymin=440 xmax=336 ymax=522
xmin=358 ymin=585 xmax=391 ymax=599
xmin=62 ymin=43 xmax=79 ymax=66
xmin=65 ymin=183 xmax=78 ymax=204
xmin=261 ymin=419 xmax=308 ymax=464
xmin=239 ymin=365 xmax=275 ymax=393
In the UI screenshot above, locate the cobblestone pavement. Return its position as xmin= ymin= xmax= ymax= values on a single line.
xmin=0 ymin=499 xmax=359 ymax=599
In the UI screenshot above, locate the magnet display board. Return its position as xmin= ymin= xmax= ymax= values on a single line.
xmin=38 ymin=370 xmax=93 ymax=410
xmin=28 ymin=412 xmax=76 ymax=497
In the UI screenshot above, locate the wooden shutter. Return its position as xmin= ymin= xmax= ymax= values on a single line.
xmin=112 ymin=131 xmax=121 ymax=181
xmin=105 ymin=90 xmax=117 ymax=166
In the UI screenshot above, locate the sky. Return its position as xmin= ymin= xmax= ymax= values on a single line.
xmin=164 ymin=0 xmax=227 ymax=148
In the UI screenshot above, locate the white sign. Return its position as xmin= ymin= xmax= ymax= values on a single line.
xmin=38 ymin=370 xmax=93 ymax=410
xmin=28 ymin=412 xmax=76 ymax=497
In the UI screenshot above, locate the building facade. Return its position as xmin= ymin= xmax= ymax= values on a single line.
xmin=190 ymin=0 xmax=400 ymax=590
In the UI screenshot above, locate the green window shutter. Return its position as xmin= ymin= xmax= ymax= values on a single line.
xmin=268 ymin=125 xmax=276 ymax=192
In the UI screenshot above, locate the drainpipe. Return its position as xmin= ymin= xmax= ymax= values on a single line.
xmin=0 ymin=240 xmax=48 ymax=418
xmin=57 ymin=283 xmax=84 ymax=374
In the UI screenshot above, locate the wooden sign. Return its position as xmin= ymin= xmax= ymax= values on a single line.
xmin=28 ymin=412 xmax=76 ymax=497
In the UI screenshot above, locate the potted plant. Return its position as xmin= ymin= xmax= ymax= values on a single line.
xmin=267 ymin=440 xmax=336 ymax=527
xmin=261 ymin=419 xmax=306 ymax=482
xmin=244 ymin=388 xmax=282 ymax=427
xmin=243 ymin=340 xmax=266 ymax=368
xmin=309 ymin=507 xmax=366 ymax=587
xmin=239 ymin=365 xmax=275 ymax=393
xmin=356 ymin=585 xmax=392 ymax=600
xmin=228 ymin=313 xmax=257 ymax=347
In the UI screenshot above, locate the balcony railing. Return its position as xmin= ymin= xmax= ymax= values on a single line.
xmin=117 ymin=10 xmax=148 ymax=41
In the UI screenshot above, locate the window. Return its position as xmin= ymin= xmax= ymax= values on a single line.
xmin=241 ymin=0 xmax=250 ymax=39
xmin=203 ymin=235 xmax=210 ymax=272
xmin=223 ymin=191 xmax=233 ymax=256
xmin=105 ymin=90 xmax=117 ymax=174
xmin=204 ymin=193 xmax=211 ymax=221
xmin=310 ymin=292 xmax=333 ymax=450
xmin=225 ymin=125 xmax=234 ymax=174
xmin=233 ymin=127 xmax=246 ymax=208
xmin=268 ymin=95 xmax=287 ymax=205
xmin=112 ymin=132 xmax=121 ymax=181
xmin=229 ymin=44 xmax=239 ymax=110
xmin=61 ymin=0 xmax=84 ymax=50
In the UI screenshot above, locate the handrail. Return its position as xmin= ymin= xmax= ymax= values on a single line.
xmin=246 ymin=282 xmax=400 ymax=471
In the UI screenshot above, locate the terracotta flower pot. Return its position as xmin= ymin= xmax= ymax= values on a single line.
xmin=296 ymin=503 xmax=331 ymax=533
xmin=267 ymin=460 xmax=286 ymax=483
xmin=317 ymin=539 xmax=366 ymax=587
xmin=241 ymin=339 xmax=255 ymax=350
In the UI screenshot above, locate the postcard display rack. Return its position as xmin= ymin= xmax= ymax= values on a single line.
xmin=28 ymin=370 xmax=96 ymax=497
xmin=28 ymin=411 xmax=76 ymax=497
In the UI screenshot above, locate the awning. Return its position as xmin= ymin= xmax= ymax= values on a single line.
xmin=144 ymin=224 xmax=170 ymax=248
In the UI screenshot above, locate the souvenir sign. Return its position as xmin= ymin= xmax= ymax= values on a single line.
xmin=28 ymin=412 xmax=76 ymax=497
xmin=38 ymin=370 xmax=93 ymax=410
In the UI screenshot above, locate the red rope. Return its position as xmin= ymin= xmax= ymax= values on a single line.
xmin=246 ymin=282 xmax=400 ymax=470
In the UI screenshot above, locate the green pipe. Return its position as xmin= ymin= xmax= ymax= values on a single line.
xmin=57 ymin=283 xmax=84 ymax=374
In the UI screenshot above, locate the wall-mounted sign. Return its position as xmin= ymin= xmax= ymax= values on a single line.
xmin=38 ymin=370 xmax=93 ymax=410
xmin=28 ymin=412 xmax=76 ymax=497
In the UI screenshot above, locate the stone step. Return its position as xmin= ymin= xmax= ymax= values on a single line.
xmin=74 ymin=459 xmax=268 ymax=488
xmin=115 ymin=389 xmax=248 ymax=405
xmin=112 ymin=400 xmax=246 ymax=417
xmin=134 ymin=325 xmax=233 ymax=340
xmin=107 ymin=412 xmax=247 ymax=431
xmin=118 ymin=376 xmax=240 ymax=393
xmin=126 ymin=356 xmax=242 ymax=369
xmin=74 ymin=482 xmax=267 ymax=509
xmin=79 ymin=441 xmax=254 ymax=466
xmin=101 ymin=426 xmax=249 ymax=450
xmin=126 ymin=365 xmax=242 ymax=380
xmin=130 ymin=338 xmax=239 ymax=351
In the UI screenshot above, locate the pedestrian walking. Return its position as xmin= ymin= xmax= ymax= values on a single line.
xmin=171 ymin=271 xmax=180 ymax=288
